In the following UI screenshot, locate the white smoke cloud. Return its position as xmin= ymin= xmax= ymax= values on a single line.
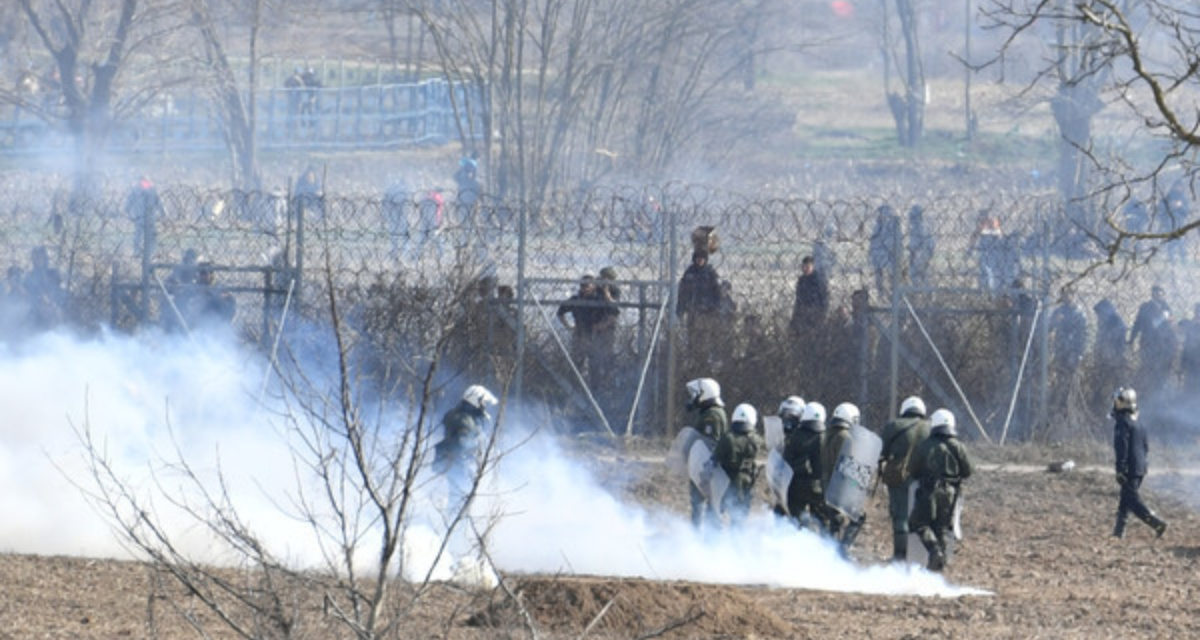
xmin=0 ymin=327 xmax=986 ymax=597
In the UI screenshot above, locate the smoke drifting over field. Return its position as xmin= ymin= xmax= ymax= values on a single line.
xmin=0 ymin=328 xmax=982 ymax=597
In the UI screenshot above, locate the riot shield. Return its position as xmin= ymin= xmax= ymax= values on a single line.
xmin=825 ymin=425 xmax=882 ymax=519
xmin=763 ymin=416 xmax=786 ymax=452
xmin=766 ymin=448 xmax=793 ymax=513
xmin=686 ymin=439 xmax=730 ymax=510
xmin=667 ymin=427 xmax=701 ymax=478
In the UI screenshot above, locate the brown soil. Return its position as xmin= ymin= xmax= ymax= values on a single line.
xmin=3 ymin=445 xmax=1198 ymax=639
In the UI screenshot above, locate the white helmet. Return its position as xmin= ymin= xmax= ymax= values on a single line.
xmin=801 ymin=401 xmax=827 ymax=431
xmin=686 ymin=378 xmax=723 ymax=407
xmin=731 ymin=403 xmax=758 ymax=434
xmin=1113 ymin=387 xmax=1137 ymax=413
xmin=900 ymin=396 xmax=926 ymax=417
xmin=462 ymin=384 xmax=498 ymax=411
xmin=930 ymin=409 xmax=957 ymax=436
xmin=831 ymin=402 xmax=860 ymax=428
xmin=778 ymin=396 xmax=805 ymax=420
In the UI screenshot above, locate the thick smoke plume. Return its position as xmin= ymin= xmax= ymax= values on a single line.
xmin=0 ymin=328 xmax=984 ymax=597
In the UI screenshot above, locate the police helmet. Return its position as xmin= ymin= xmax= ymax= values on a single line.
xmin=930 ymin=409 xmax=957 ymax=437
xmin=899 ymin=396 xmax=926 ymax=418
xmin=731 ymin=403 xmax=758 ymax=434
xmin=778 ymin=396 xmax=805 ymax=421
xmin=686 ymin=378 xmax=723 ymax=407
xmin=1113 ymin=387 xmax=1137 ymax=413
xmin=462 ymin=384 xmax=498 ymax=412
xmin=830 ymin=402 xmax=860 ymax=429
xmin=801 ymin=401 xmax=827 ymax=431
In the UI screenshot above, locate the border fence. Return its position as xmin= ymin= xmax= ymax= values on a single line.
xmin=2 ymin=177 xmax=1196 ymax=444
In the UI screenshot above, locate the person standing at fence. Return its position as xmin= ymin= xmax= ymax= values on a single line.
xmin=125 ymin=175 xmax=163 ymax=261
xmin=676 ymin=249 xmax=723 ymax=360
xmin=1129 ymin=285 xmax=1177 ymax=395
xmin=557 ymin=274 xmax=619 ymax=392
xmin=407 ymin=188 xmax=445 ymax=262
xmin=789 ymin=255 xmax=829 ymax=335
xmin=1177 ymin=303 xmax=1200 ymax=395
xmin=382 ymin=180 xmax=413 ymax=258
xmin=1110 ymin=387 xmax=1168 ymax=539
xmin=1048 ymin=287 xmax=1088 ymax=408
xmin=22 ymin=246 xmax=64 ymax=329
xmin=1092 ymin=298 xmax=1128 ymax=409
xmin=284 ymin=68 xmax=305 ymax=136
xmin=868 ymin=204 xmax=901 ymax=300
xmin=293 ymin=166 xmax=324 ymax=221
xmin=300 ymin=67 xmax=322 ymax=132
xmin=454 ymin=155 xmax=482 ymax=213
xmin=177 ymin=262 xmax=236 ymax=330
xmin=970 ymin=211 xmax=1005 ymax=292
xmin=906 ymin=205 xmax=935 ymax=287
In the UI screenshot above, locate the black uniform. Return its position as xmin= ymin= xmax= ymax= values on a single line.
xmin=1112 ymin=409 xmax=1167 ymax=538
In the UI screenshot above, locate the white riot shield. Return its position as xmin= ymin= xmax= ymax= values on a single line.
xmin=686 ymin=439 xmax=730 ymax=510
xmin=825 ymin=425 xmax=882 ymax=519
xmin=667 ymin=427 xmax=701 ymax=478
xmin=763 ymin=416 xmax=786 ymax=452
xmin=766 ymin=448 xmax=793 ymax=513
xmin=907 ymin=482 xmax=965 ymax=565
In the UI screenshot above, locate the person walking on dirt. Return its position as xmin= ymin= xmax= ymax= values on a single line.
xmin=714 ymin=403 xmax=763 ymax=529
xmin=434 ymin=385 xmax=498 ymax=512
xmin=1110 ymin=387 xmax=1168 ymax=539
xmin=878 ymin=396 xmax=931 ymax=562
xmin=684 ymin=378 xmax=728 ymax=531
xmin=783 ymin=401 xmax=831 ymax=533
xmin=908 ymin=408 xmax=973 ymax=572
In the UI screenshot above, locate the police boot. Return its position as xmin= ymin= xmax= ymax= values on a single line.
xmin=1143 ymin=513 xmax=1168 ymax=538
xmin=892 ymin=533 xmax=909 ymax=563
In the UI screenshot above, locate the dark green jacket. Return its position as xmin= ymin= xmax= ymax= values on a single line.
xmin=715 ymin=428 xmax=762 ymax=489
xmin=690 ymin=402 xmax=729 ymax=442
xmin=909 ymin=434 xmax=973 ymax=485
xmin=784 ymin=428 xmax=825 ymax=483
xmin=880 ymin=415 xmax=930 ymax=486
xmin=436 ymin=401 xmax=485 ymax=467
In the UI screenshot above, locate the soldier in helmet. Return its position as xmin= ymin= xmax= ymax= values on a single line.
xmin=783 ymin=401 xmax=830 ymax=532
xmin=824 ymin=402 xmax=865 ymax=552
xmin=714 ymin=403 xmax=764 ymax=528
xmin=434 ymin=384 xmax=499 ymax=510
xmin=768 ymin=396 xmax=805 ymax=516
xmin=1111 ymin=387 xmax=1168 ymax=539
xmin=878 ymin=396 xmax=931 ymax=562
xmin=684 ymin=378 xmax=727 ymax=530
xmin=908 ymin=408 xmax=973 ymax=572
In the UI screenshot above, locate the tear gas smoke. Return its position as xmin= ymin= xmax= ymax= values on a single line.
xmin=0 ymin=328 xmax=986 ymax=597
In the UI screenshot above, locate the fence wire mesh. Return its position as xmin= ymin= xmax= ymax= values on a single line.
xmin=2 ymin=175 xmax=1196 ymax=442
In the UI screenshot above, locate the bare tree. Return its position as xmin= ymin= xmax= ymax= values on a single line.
xmin=982 ymin=0 xmax=1200 ymax=255
xmin=73 ymin=255 xmax=520 ymax=638
xmin=878 ymin=0 xmax=927 ymax=147
xmin=399 ymin=0 xmax=795 ymax=200
xmin=1 ymin=1 xmax=186 ymax=188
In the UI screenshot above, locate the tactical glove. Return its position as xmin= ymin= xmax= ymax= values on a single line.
xmin=1115 ymin=472 xmax=1127 ymax=486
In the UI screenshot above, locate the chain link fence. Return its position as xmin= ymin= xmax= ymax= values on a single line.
xmin=2 ymin=174 xmax=1195 ymax=443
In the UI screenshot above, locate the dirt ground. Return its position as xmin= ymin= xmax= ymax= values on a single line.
xmin=3 ymin=441 xmax=1199 ymax=639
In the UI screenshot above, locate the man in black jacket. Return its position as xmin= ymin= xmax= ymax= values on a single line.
xmin=1111 ymin=387 xmax=1168 ymax=539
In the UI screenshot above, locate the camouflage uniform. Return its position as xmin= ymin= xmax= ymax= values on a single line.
xmin=908 ymin=432 xmax=973 ymax=571
xmin=688 ymin=401 xmax=728 ymax=530
xmin=783 ymin=424 xmax=828 ymax=531
xmin=714 ymin=422 xmax=763 ymax=527
xmin=879 ymin=413 xmax=931 ymax=560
